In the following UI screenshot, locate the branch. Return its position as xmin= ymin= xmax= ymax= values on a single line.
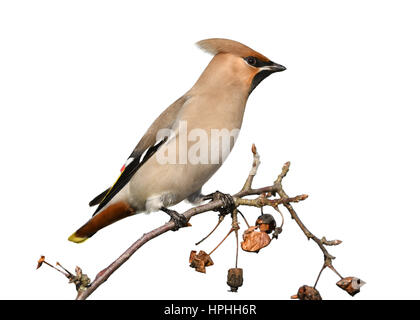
xmin=38 ymin=144 xmax=361 ymax=300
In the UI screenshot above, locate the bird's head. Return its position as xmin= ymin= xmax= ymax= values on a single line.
xmin=196 ymin=38 xmax=286 ymax=94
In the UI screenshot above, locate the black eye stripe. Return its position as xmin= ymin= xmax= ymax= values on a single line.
xmin=244 ymin=56 xmax=273 ymax=68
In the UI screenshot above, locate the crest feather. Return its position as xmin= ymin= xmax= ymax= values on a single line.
xmin=196 ymin=38 xmax=270 ymax=62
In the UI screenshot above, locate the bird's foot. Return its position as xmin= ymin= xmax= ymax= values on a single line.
xmin=203 ymin=191 xmax=236 ymax=216
xmin=161 ymin=207 xmax=188 ymax=231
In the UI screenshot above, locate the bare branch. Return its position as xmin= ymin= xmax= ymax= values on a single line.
xmin=241 ymin=144 xmax=261 ymax=192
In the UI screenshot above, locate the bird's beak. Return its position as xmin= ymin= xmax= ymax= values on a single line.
xmin=266 ymin=62 xmax=286 ymax=73
xmin=249 ymin=61 xmax=286 ymax=94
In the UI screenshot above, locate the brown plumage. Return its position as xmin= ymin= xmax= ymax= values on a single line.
xmin=196 ymin=38 xmax=270 ymax=62
xmin=69 ymin=201 xmax=135 ymax=243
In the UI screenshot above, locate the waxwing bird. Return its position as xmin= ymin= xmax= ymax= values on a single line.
xmin=68 ymin=38 xmax=286 ymax=243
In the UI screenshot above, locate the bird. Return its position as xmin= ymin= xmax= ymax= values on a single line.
xmin=68 ymin=38 xmax=286 ymax=243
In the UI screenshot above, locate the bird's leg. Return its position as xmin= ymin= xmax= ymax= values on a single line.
xmin=186 ymin=189 xmax=205 ymax=205
xmin=203 ymin=190 xmax=236 ymax=216
xmin=161 ymin=207 xmax=188 ymax=231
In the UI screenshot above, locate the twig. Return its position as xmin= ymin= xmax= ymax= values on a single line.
xmin=272 ymin=162 xmax=343 ymax=285
xmin=208 ymin=228 xmax=234 ymax=256
xmin=314 ymin=264 xmax=326 ymax=288
xmin=195 ymin=215 xmax=225 ymax=246
xmin=241 ymin=143 xmax=260 ymax=192
xmin=237 ymin=209 xmax=250 ymax=228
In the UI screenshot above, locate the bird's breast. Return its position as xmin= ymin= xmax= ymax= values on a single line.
xmin=180 ymin=92 xmax=248 ymax=131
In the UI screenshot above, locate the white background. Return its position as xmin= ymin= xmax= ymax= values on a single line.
xmin=1 ymin=0 xmax=419 ymax=300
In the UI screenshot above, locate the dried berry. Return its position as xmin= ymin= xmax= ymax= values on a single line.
xmin=336 ymin=277 xmax=365 ymax=296
xmin=255 ymin=214 xmax=276 ymax=234
xmin=189 ymin=250 xmax=214 ymax=273
xmin=241 ymin=226 xmax=271 ymax=252
xmin=291 ymin=285 xmax=322 ymax=300
xmin=227 ymin=268 xmax=243 ymax=292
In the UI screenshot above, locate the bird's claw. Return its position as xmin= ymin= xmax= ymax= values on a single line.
xmin=204 ymin=191 xmax=236 ymax=216
xmin=161 ymin=207 xmax=188 ymax=231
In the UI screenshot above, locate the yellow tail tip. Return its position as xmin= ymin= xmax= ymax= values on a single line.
xmin=68 ymin=232 xmax=88 ymax=243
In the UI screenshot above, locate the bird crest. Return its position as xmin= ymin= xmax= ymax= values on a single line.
xmin=196 ymin=38 xmax=270 ymax=62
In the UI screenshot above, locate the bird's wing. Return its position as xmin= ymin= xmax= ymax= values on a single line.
xmin=89 ymin=188 xmax=110 ymax=207
xmin=91 ymin=96 xmax=188 ymax=215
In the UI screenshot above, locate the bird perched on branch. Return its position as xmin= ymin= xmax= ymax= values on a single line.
xmin=68 ymin=38 xmax=286 ymax=243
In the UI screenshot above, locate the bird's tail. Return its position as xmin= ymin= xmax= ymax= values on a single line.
xmin=68 ymin=201 xmax=135 ymax=243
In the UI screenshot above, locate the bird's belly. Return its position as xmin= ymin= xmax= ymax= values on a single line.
xmin=127 ymin=158 xmax=221 ymax=212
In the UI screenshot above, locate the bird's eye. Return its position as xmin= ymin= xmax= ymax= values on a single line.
xmin=245 ymin=56 xmax=257 ymax=66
